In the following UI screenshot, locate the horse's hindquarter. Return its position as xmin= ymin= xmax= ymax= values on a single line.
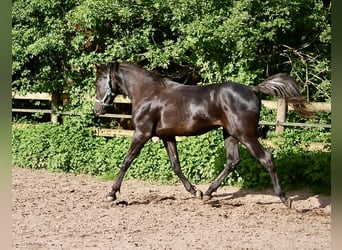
xmin=218 ymin=83 xmax=261 ymax=137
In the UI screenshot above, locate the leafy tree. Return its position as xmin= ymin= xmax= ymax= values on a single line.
xmin=12 ymin=0 xmax=78 ymax=94
xmin=12 ymin=0 xmax=331 ymax=101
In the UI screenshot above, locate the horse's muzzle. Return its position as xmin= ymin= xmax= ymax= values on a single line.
xmin=93 ymin=103 xmax=107 ymax=116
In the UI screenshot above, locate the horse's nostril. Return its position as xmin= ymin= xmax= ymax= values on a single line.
xmin=94 ymin=104 xmax=107 ymax=116
xmin=93 ymin=106 xmax=101 ymax=116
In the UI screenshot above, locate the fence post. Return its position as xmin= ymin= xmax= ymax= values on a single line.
xmin=275 ymin=98 xmax=287 ymax=134
xmin=51 ymin=92 xmax=60 ymax=124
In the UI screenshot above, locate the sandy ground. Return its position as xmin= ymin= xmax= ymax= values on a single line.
xmin=12 ymin=167 xmax=331 ymax=249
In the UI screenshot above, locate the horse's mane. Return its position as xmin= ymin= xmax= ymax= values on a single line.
xmin=120 ymin=62 xmax=167 ymax=86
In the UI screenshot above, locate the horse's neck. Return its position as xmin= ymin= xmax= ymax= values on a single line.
xmin=120 ymin=74 xmax=160 ymax=103
xmin=118 ymin=65 xmax=180 ymax=105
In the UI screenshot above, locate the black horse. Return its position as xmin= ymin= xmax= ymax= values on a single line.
xmin=94 ymin=62 xmax=312 ymax=208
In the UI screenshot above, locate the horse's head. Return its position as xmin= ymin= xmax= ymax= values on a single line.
xmin=93 ymin=62 xmax=121 ymax=115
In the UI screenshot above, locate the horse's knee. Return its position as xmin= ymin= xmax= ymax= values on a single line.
xmin=227 ymin=151 xmax=240 ymax=170
xmin=172 ymin=167 xmax=183 ymax=176
xmin=231 ymin=157 xmax=240 ymax=168
xmin=259 ymin=150 xmax=275 ymax=170
xmin=225 ymin=143 xmax=239 ymax=165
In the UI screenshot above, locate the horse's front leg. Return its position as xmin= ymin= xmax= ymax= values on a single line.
xmin=107 ymin=131 xmax=149 ymax=201
xmin=162 ymin=137 xmax=203 ymax=199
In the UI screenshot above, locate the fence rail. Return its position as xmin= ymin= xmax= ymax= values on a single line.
xmin=12 ymin=92 xmax=331 ymax=137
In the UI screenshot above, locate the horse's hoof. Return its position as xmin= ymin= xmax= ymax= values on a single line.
xmin=283 ymin=198 xmax=292 ymax=209
xmin=195 ymin=190 xmax=203 ymax=200
xmin=105 ymin=194 xmax=116 ymax=202
xmin=151 ymin=136 xmax=160 ymax=143
xmin=203 ymin=195 xmax=212 ymax=202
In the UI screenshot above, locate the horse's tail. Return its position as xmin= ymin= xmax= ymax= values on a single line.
xmin=253 ymin=73 xmax=314 ymax=118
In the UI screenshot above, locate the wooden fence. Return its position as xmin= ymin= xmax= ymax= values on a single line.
xmin=12 ymin=92 xmax=331 ymax=137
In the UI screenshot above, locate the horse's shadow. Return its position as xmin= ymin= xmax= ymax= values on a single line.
xmin=204 ymin=188 xmax=331 ymax=210
xmin=114 ymin=195 xmax=177 ymax=207
xmin=113 ymin=187 xmax=330 ymax=213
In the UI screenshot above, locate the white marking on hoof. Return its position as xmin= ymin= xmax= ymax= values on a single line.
xmin=151 ymin=136 xmax=160 ymax=143
xmin=105 ymin=195 xmax=116 ymax=202
xmin=203 ymin=195 xmax=212 ymax=202
xmin=284 ymin=198 xmax=292 ymax=209
xmin=195 ymin=190 xmax=203 ymax=200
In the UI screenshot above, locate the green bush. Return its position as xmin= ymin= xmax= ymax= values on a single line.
xmin=12 ymin=123 xmax=330 ymax=193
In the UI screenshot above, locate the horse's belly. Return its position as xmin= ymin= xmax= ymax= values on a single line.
xmin=155 ymin=119 xmax=221 ymax=137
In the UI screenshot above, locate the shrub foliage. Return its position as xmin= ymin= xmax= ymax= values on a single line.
xmin=12 ymin=123 xmax=330 ymax=193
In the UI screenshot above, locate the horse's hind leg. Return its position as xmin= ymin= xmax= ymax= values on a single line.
xmin=162 ymin=137 xmax=203 ymax=199
xmin=204 ymin=132 xmax=240 ymax=201
xmin=241 ymin=137 xmax=291 ymax=208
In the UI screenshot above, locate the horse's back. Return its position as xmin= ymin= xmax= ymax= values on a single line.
xmin=168 ymin=81 xmax=260 ymax=111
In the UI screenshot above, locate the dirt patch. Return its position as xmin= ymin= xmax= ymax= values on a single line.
xmin=12 ymin=167 xmax=330 ymax=249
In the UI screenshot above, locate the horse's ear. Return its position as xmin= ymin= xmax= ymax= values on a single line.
xmin=95 ymin=64 xmax=105 ymax=73
xmin=110 ymin=62 xmax=119 ymax=72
